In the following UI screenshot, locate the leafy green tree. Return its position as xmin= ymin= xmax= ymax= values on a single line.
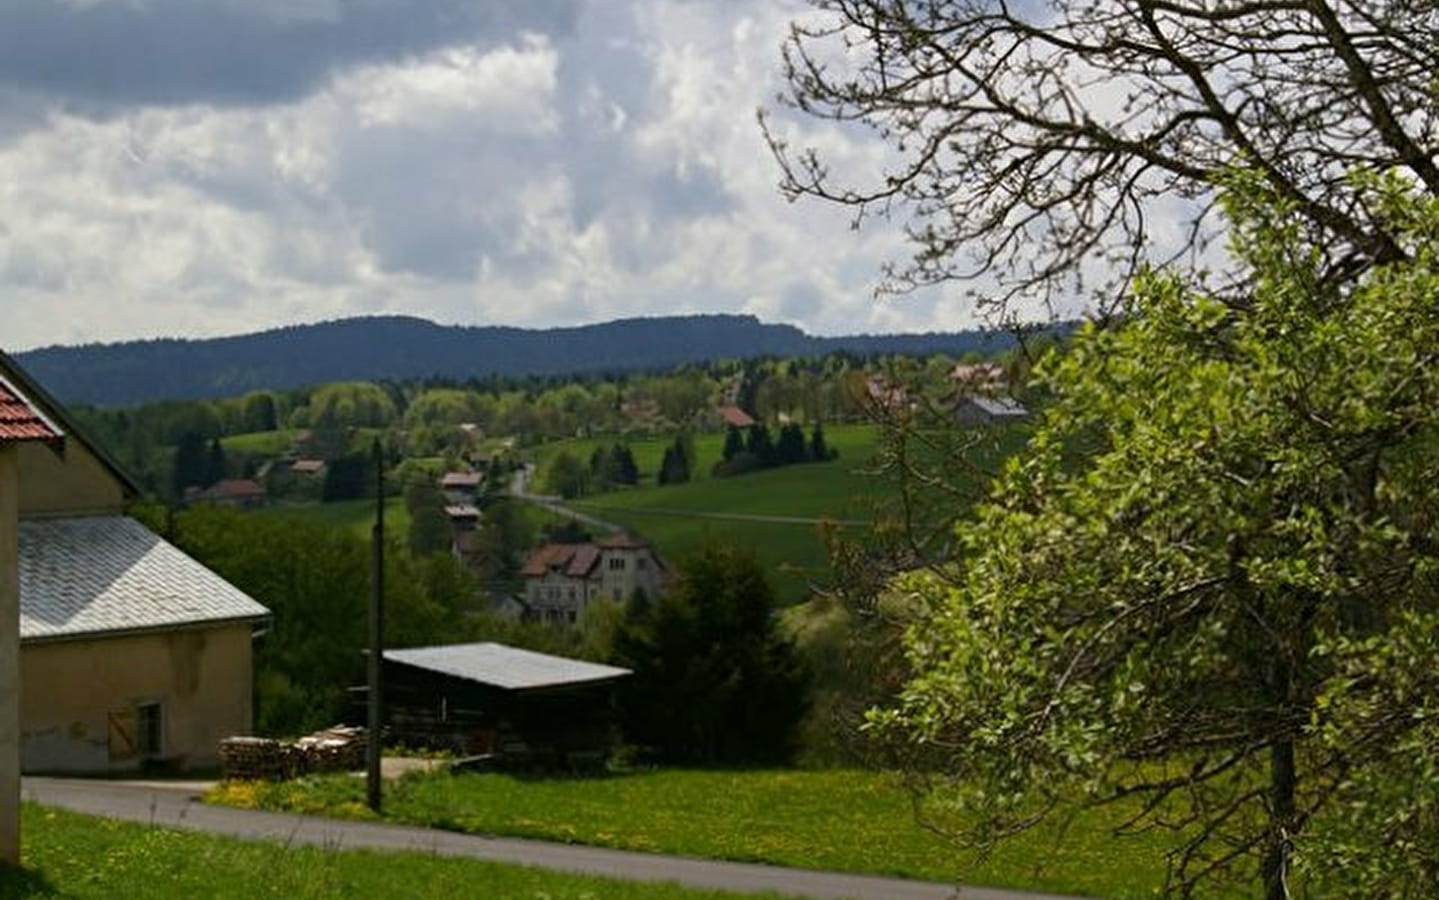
xmin=543 ymin=450 xmax=590 ymax=499
xmin=870 ymin=176 xmax=1439 ymax=899
xmin=614 ymin=545 xmax=808 ymax=763
xmin=404 ymin=481 xmax=452 ymax=558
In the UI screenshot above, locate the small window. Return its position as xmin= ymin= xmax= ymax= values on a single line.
xmin=136 ymin=702 xmax=163 ymax=757
xmin=636 ymin=558 xmax=648 ymax=570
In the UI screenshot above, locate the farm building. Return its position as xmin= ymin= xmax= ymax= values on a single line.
xmin=954 ymin=395 xmax=1030 ymax=426
xmin=376 ymin=642 xmax=630 ymax=767
xmin=1 ymin=351 xmax=270 ymax=774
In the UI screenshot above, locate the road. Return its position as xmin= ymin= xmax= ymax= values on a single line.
xmin=23 ymin=777 xmax=1088 ymax=900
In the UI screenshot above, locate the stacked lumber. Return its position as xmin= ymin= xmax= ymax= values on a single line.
xmin=218 ymin=726 xmax=368 ymax=780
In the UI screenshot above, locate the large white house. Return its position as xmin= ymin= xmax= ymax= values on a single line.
xmin=520 ymin=533 xmax=667 ymax=624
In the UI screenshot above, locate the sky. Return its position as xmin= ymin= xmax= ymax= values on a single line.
xmin=0 ymin=0 xmax=998 ymax=352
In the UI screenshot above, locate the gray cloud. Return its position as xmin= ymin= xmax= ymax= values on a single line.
xmin=0 ymin=0 xmax=578 ymax=110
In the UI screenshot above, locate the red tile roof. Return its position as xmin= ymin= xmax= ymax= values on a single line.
xmin=716 ymin=405 xmax=755 ymax=428
xmin=0 ymin=376 xmax=63 ymax=444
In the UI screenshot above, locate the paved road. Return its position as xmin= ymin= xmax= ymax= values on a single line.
xmin=23 ymin=777 xmax=1087 ymax=900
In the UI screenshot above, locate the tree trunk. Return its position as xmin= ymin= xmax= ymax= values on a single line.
xmin=1264 ymin=737 xmax=1297 ymax=900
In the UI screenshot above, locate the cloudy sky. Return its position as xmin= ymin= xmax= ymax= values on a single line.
xmin=0 ymin=0 xmax=998 ymax=352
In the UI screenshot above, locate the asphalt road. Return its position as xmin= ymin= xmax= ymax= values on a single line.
xmin=23 ymin=777 xmax=1088 ymax=900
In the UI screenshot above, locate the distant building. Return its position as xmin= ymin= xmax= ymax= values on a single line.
xmin=520 ymin=532 xmax=668 ymax=624
xmin=949 ymin=361 xmax=1009 ymax=395
xmin=715 ymin=405 xmax=755 ymax=429
xmin=289 ymin=458 xmax=327 ymax=477
xmin=954 ymin=395 xmax=1030 ymax=426
xmin=187 ymin=478 xmax=267 ymax=509
xmin=439 ymin=470 xmax=484 ymax=505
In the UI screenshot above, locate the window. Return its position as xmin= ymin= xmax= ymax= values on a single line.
xmin=608 ymin=557 xmax=626 ymax=571
xmin=136 ymin=702 xmax=163 ymax=757
xmin=637 ymin=557 xmax=648 ymax=570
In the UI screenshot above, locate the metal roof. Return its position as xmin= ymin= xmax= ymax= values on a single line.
xmin=20 ymin=516 xmax=271 ymax=642
xmin=965 ymin=395 xmax=1029 ymax=417
xmin=384 ymin=642 xmax=631 ymax=691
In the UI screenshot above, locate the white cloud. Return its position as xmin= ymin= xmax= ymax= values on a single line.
xmin=0 ymin=0 xmax=1006 ymax=354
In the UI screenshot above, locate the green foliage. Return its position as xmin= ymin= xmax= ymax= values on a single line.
xmin=542 ymin=450 xmax=591 ymax=499
xmin=402 ymin=481 xmax=451 ymax=557
xmin=872 ymin=175 xmax=1439 ymax=897
xmin=169 ymin=507 xmax=484 ymax=735
xmin=614 ymin=545 xmax=808 ymax=763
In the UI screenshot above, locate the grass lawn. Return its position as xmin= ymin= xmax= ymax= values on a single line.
xmin=7 ymin=805 xmax=795 ymax=900
xmin=208 ymin=768 xmax=1177 ymax=900
xmin=220 ymin=428 xmax=299 ymax=456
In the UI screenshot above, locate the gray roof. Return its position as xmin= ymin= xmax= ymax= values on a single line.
xmin=965 ymin=396 xmax=1029 ymax=417
xmin=20 ymin=516 xmax=271 ymax=642
xmin=384 ymin=642 xmax=631 ymax=691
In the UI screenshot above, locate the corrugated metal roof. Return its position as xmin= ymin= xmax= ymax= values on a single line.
xmin=0 ymin=375 xmax=63 ymax=444
xmin=20 ymin=516 xmax=271 ymax=642
xmin=967 ymin=396 xmax=1029 ymax=417
xmin=384 ymin=642 xmax=631 ymax=691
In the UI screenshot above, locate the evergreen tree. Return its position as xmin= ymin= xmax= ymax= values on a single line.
xmin=722 ymin=425 xmax=745 ymax=462
xmin=808 ymin=423 xmax=835 ymax=462
xmin=172 ymin=431 xmax=209 ymax=496
xmin=776 ymin=423 xmax=807 ymax=465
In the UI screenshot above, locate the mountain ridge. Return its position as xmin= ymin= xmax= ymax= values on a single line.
xmin=14 ymin=313 xmax=1021 ymax=407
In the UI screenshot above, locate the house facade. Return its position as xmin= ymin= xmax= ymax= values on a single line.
xmin=2 ymin=352 xmax=270 ymax=774
xmin=520 ymin=533 xmax=667 ymax=624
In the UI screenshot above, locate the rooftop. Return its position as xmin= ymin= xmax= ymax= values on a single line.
xmin=0 ymin=374 xmax=63 ymax=445
xmin=384 ymin=642 xmax=631 ymax=691
xmin=20 ymin=516 xmax=271 ymax=642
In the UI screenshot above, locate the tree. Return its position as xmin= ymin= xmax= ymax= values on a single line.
xmin=721 ymin=424 xmax=745 ymax=462
xmin=776 ymin=423 xmax=809 ymax=465
xmin=869 ymin=176 xmax=1439 ymax=899
xmin=544 ymin=451 xmax=590 ymax=500
xmin=404 ymin=481 xmax=452 ymax=558
xmin=614 ymin=545 xmax=808 ymax=763
xmin=171 ymin=430 xmax=209 ymax=496
xmin=767 ymin=1 xmax=1439 ymax=314
xmin=808 ymin=423 xmax=835 ymax=462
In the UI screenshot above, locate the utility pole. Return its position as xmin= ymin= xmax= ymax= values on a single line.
xmin=366 ymin=438 xmax=384 ymax=813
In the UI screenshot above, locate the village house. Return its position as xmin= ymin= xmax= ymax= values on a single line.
xmin=954 ymin=395 xmax=1031 ymax=426
xmin=520 ymin=532 xmax=668 ymax=624
xmin=949 ymin=360 xmax=1009 ymax=395
xmin=186 ymin=477 xmax=267 ymax=509
xmin=439 ymin=470 xmax=484 ymax=506
xmin=1 ymin=352 xmax=270 ymax=774
xmin=715 ymin=405 xmax=755 ymax=429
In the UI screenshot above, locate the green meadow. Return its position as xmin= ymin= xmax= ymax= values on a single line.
xmin=210 ymin=767 xmax=1182 ymax=900
xmin=6 ymin=805 xmax=793 ymax=900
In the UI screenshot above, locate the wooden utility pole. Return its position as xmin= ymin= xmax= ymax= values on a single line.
xmin=366 ymin=438 xmax=384 ymax=813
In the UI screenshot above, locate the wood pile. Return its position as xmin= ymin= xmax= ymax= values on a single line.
xmin=219 ymin=726 xmax=368 ymax=780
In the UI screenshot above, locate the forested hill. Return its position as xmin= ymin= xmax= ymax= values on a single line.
xmin=15 ymin=314 xmax=1018 ymax=407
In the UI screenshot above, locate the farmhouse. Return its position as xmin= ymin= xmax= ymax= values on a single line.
xmin=520 ymin=532 xmax=667 ymax=624
xmin=954 ymin=395 xmax=1030 ymax=426
xmin=1 ymin=351 xmax=270 ymax=774
xmin=377 ymin=641 xmax=630 ymax=766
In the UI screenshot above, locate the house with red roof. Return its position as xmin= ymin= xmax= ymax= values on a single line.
xmin=520 ymin=532 xmax=668 ymax=624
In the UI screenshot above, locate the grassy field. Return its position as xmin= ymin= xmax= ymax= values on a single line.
xmin=249 ymin=496 xmax=412 ymax=542
xmin=5 ymin=805 xmax=793 ymax=900
xmin=537 ymin=425 xmax=885 ymax=602
xmin=209 ymin=767 xmax=1178 ymax=900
